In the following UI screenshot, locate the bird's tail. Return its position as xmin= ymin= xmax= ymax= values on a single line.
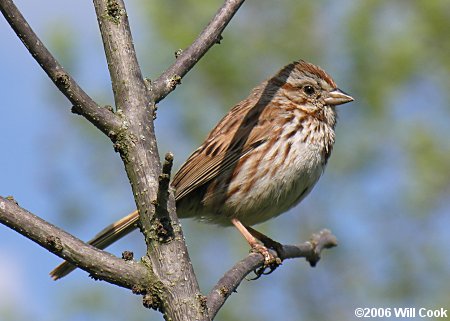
xmin=49 ymin=210 xmax=140 ymax=280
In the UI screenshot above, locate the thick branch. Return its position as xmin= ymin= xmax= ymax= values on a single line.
xmin=0 ymin=196 xmax=149 ymax=290
xmin=151 ymin=0 xmax=246 ymax=103
xmin=92 ymin=0 xmax=150 ymax=115
xmin=92 ymin=1 xmax=209 ymax=320
xmin=206 ymin=230 xmax=338 ymax=319
xmin=92 ymin=0 xmax=157 ymax=235
xmin=0 ymin=0 xmax=121 ymax=135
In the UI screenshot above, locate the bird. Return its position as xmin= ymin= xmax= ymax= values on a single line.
xmin=50 ymin=60 xmax=353 ymax=280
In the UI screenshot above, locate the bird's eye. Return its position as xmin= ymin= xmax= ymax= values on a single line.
xmin=303 ymin=85 xmax=315 ymax=96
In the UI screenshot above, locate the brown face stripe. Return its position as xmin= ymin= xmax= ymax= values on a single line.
xmin=295 ymin=60 xmax=337 ymax=88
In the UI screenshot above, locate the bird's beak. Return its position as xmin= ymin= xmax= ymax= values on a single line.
xmin=324 ymin=88 xmax=354 ymax=106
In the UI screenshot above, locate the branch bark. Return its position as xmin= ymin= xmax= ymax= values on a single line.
xmin=0 ymin=0 xmax=121 ymax=136
xmin=92 ymin=1 xmax=208 ymax=320
xmin=206 ymin=230 xmax=338 ymax=319
xmin=0 ymin=196 xmax=149 ymax=290
xmin=151 ymin=0 xmax=245 ymax=103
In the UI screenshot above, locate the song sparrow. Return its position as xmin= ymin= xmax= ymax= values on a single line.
xmin=51 ymin=60 xmax=353 ymax=279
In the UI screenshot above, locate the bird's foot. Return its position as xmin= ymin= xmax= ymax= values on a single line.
xmin=250 ymin=243 xmax=282 ymax=280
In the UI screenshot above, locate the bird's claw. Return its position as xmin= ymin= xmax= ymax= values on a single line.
xmin=249 ymin=243 xmax=282 ymax=280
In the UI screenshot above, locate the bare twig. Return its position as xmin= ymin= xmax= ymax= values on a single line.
xmin=0 ymin=0 xmax=121 ymax=136
xmin=206 ymin=230 xmax=338 ymax=319
xmin=0 ymin=196 xmax=149 ymax=289
xmin=152 ymin=153 xmax=175 ymax=243
xmin=156 ymin=152 xmax=174 ymax=214
xmin=151 ymin=0 xmax=246 ymax=103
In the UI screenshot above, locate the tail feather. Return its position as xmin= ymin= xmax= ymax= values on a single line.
xmin=49 ymin=210 xmax=140 ymax=280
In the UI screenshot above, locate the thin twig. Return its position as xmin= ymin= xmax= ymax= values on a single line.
xmin=152 ymin=152 xmax=175 ymax=242
xmin=206 ymin=230 xmax=338 ymax=319
xmin=0 ymin=0 xmax=121 ymax=136
xmin=0 ymin=196 xmax=149 ymax=289
xmin=157 ymin=152 xmax=174 ymax=207
xmin=151 ymin=0 xmax=246 ymax=103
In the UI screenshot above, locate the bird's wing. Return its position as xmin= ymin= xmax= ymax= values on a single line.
xmin=172 ymin=100 xmax=272 ymax=201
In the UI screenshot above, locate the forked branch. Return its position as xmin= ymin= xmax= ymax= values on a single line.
xmin=207 ymin=230 xmax=338 ymax=319
xmin=0 ymin=194 xmax=336 ymax=319
xmin=0 ymin=1 xmax=339 ymax=320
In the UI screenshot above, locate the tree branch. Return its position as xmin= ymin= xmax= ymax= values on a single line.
xmin=92 ymin=1 xmax=209 ymax=320
xmin=92 ymin=0 xmax=158 ymax=235
xmin=92 ymin=0 xmax=150 ymax=116
xmin=0 ymin=196 xmax=149 ymax=290
xmin=0 ymin=0 xmax=121 ymax=136
xmin=206 ymin=230 xmax=338 ymax=319
xmin=151 ymin=0 xmax=246 ymax=103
